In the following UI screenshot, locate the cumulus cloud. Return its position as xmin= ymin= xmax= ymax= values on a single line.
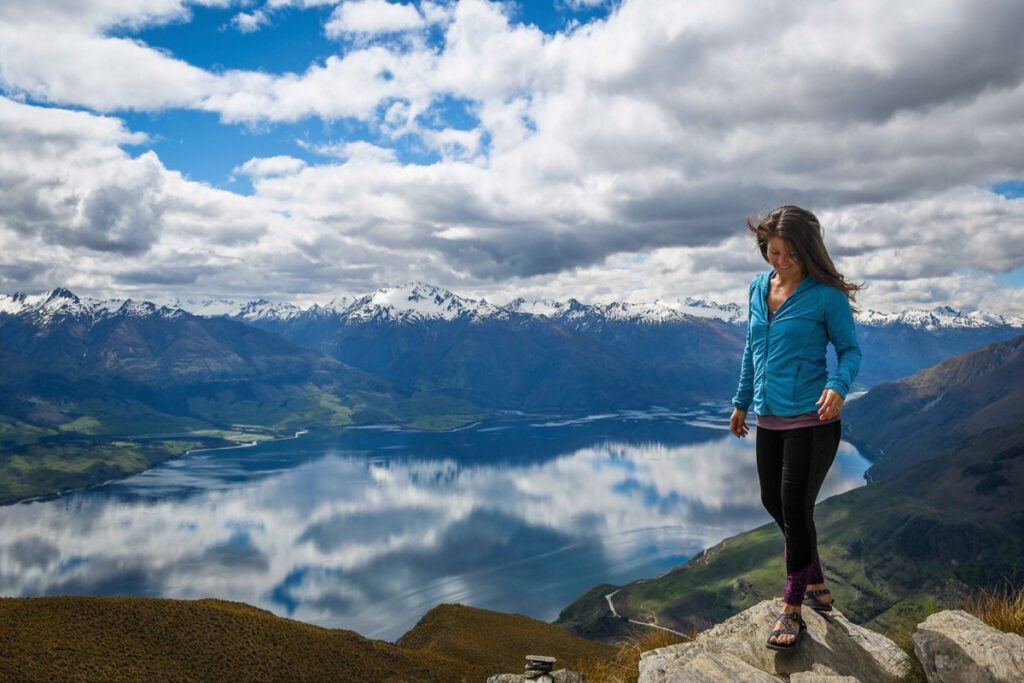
xmin=234 ymin=155 xmax=308 ymax=178
xmin=232 ymin=9 xmax=271 ymax=33
xmin=325 ymin=0 xmax=427 ymax=37
xmin=0 ymin=0 xmax=1022 ymax=314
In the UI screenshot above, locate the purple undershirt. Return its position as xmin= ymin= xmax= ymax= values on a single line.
xmin=756 ymin=412 xmax=839 ymax=430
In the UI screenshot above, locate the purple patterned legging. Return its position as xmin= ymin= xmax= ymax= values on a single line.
xmin=755 ymin=421 xmax=841 ymax=606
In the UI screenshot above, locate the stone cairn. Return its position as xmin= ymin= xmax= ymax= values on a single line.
xmin=525 ymin=655 xmax=556 ymax=681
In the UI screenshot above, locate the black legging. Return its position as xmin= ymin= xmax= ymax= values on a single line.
xmin=756 ymin=421 xmax=841 ymax=604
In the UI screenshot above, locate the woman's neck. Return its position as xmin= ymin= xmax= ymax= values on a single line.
xmin=773 ymin=270 xmax=804 ymax=290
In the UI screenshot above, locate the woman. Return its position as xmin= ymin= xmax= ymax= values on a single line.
xmin=729 ymin=205 xmax=862 ymax=651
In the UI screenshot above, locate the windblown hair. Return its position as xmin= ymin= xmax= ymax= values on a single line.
xmin=747 ymin=205 xmax=862 ymax=312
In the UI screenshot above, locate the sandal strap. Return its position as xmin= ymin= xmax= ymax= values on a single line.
xmin=805 ymin=588 xmax=831 ymax=597
xmin=774 ymin=612 xmax=803 ymax=633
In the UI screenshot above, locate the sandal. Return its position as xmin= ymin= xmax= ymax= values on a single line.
xmin=766 ymin=611 xmax=806 ymax=651
xmin=803 ymin=587 xmax=834 ymax=613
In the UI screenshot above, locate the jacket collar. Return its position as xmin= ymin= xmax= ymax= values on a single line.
xmin=753 ymin=270 xmax=817 ymax=314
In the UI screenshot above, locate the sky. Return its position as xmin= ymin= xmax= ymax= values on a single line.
xmin=1 ymin=0 xmax=1023 ymax=314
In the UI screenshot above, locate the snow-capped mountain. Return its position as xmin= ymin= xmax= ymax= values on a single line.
xmin=857 ymin=306 xmax=1024 ymax=330
xmin=234 ymin=299 xmax=304 ymax=322
xmin=8 ymin=284 xmax=1024 ymax=331
xmin=342 ymin=283 xmax=506 ymax=323
xmin=0 ymin=288 xmax=183 ymax=325
xmin=506 ymin=296 xmax=741 ymax=325
xmin=164 ymin=296 xmax=243 ymax=317
xmin=678 ymin=297 xmax=747 ymax=324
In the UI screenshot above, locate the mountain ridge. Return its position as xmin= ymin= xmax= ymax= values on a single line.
xmin=8 ymin=284 xmax=1023 ymax=329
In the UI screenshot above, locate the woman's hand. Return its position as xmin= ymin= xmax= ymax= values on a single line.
xmin=816 ymin=388 xmax=845 ymax=421
xmin=730 ymin=408 xmax=749 ymax=438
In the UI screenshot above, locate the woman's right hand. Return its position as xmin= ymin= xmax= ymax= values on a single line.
xmin=730 ymin=408 xmax=749 ymax=438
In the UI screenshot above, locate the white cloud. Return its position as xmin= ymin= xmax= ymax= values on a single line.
xmin=325 ymin=0 xmax=426 ymax=37
xmin=1 ymin=0 xmax=1023 ymax=314
xmin=232 ymin=9 xmax=271 ymax=33
xmin=234 ymin=155 xmax=308 ymax=178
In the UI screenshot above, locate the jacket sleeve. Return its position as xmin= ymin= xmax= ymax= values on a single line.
xmin=824 ymin=288 xmax=861 ymax=397
xmin=732 ymin=281 xmax=755 ymax=410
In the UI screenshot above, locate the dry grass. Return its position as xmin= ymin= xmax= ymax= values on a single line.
xmin=397 ymin=603 xmax=618 ymax=677
xmin=965 ymin=584 xmax=1024 ymax=636
xmin=0 ymin=596 xmax=477 ymax=682
xmin=570 ymin=627 xmax=691 ymax=683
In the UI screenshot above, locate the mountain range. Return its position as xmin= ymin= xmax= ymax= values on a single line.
xmin=558 ymin=332 xmax=1024 ymax=641
xmin=3 ymin=282 xmax=1023 ymax=503
xmin=186 ymin=281 xmax=1024 ymax=402
xmin=5 ymin=282 xmax=1024 ymax=414
xmin=0 ymin=288 xmax=479 ymax=502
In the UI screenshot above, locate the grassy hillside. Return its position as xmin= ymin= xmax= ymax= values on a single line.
xmin=0 ymin=597 xmax=616 ymax=683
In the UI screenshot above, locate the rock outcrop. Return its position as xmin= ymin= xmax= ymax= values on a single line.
xmin=639 ymin=599 xmax=910 ymax=683
xmin=486 ymin=670 xmax=584 ymax=683
xmin=912 ymin=609 xmax=1024 ymax=683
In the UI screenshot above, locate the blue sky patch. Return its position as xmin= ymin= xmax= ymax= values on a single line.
xmin=991 ymin=179 xmax=1024 ymax=199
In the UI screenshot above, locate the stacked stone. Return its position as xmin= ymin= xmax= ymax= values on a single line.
xmin=525 ymin=655 xmax=556 ymax=680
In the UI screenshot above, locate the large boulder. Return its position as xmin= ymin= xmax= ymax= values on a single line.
xmin=639 ymin=599 xmax=909 ymax=683
xmin=912 ymin=610 xmax=1024 ymax=683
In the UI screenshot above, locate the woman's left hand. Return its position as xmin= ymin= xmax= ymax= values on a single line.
xmin=816 ymin=388 xmax=845 ymax=420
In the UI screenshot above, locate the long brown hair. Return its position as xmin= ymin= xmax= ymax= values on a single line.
xmin=747 ymin=205 xmax=862 ymax=312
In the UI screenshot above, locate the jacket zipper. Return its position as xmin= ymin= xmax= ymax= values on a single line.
xmin=763 ymin=277 xmax=807 ymax=416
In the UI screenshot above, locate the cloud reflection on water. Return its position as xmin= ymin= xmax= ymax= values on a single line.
xmin=0 ymin=417 xmax=868 ymax=640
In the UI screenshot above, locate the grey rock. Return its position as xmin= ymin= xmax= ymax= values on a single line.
xmin=486 ymin=669 xmax=585 ymax=683
xmin=790 ymin=674 xmax=859 ymax=683
xmin=912 ymin=609 xmax=1024 ymax=683
xmin=641 ymin=649 xmax=782 ymax=682
xmin=639 ymin=599 xmax=909 ymax=683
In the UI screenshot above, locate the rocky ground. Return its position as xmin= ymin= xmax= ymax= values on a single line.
xmin=636 ymin=599 xmax=1024 ymax=683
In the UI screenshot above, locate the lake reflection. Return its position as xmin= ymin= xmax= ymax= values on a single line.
xmin=0 ymin=408 xmax=869 ymax=640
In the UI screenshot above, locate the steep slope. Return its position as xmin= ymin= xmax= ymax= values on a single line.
xmin=844 ymin=334 xmax=1024 ymax=480
xmin=559 ymin=334 xmax=1024 ymax=641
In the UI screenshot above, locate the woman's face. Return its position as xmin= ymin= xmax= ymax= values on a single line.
xmin=767 ymin=237 xmax=802 ymax=279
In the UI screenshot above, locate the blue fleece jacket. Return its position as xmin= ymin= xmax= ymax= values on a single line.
xmin=732 ymin=271 xmax=861 ymax=417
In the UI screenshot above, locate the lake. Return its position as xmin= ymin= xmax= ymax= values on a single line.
xmin=0 ymin=406 xmax=870 ymax=641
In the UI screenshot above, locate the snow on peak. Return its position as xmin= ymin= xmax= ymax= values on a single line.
xmin=588 ymin=300 xmax=691 ymax=324
xmin=678 ymin=297 xmax=747 ymax=324
xmin=345 ymin=282 xmax=504 ymax=323
xmin=235 ymin=299 xmax=303 ymax=322
xmin=0 ymin=289 xmax=185 ymax=325
xmin=507 ymin=297 xmax=710 ymax=324
xmin=505 ymin=298 xmax=577 ymax=318
xmin=857 ymin=306 xmax=1024 ymax=330
xmin=167 ymin=297 xmax=244 ymax=317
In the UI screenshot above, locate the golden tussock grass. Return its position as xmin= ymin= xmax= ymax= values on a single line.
xmin=0 ymin=597 xmax=624 ymax=682
xmin=965 ymin=583 xmax=1024 ymax=636
xmin=570 ymin=627 xmax=691 ymax=683
xmin=397 ymin=603 xmax=618 ymax=677
xmin=0 ymin=596 xmax=477 ymax=682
